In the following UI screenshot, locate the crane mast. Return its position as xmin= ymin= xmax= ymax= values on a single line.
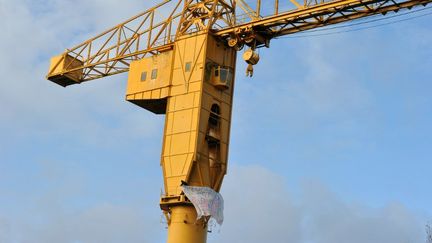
xmin=46 ymin=0 xmax=431 ymax=242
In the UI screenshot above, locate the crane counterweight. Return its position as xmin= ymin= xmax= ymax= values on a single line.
xmin=47 ymin=54 xmax=83 ymax=87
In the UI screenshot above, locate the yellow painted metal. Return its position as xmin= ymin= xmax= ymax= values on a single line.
xmin=216 ymin=0 xmax=432 ymax=40
xmin=46 ymin=0 xmax=182 ymax=83
xmin=47 ymin=54 xmax=83 ymax=87
xmin=159 ymin=33 xmax=235 ymax=243
xmin=237 ymin=0 xmax=260 ymax=20
xmin=44 ymin=0 xmax=432 ymax=243
xmin=46 ymin=0 xmax=431 ymax=83
xmin=243 ymin=49 xmax=260 ymax=65
xmin=175 ymin=0 xmax=236 ymax=37
xmin=166 ymin=206 xmax=208 ymax=243
xmin=126 ymin=51 xmax=173 ymax=114
xmin=160 ymin=34 xmax=236 ymax=196
xmin=125 ymin=31 xmax=236 ymax=243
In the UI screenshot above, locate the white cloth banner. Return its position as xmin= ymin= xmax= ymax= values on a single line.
xmin=182 ymin=186 xmax=224 ymax=225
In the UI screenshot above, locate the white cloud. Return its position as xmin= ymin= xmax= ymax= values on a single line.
xmin=1 ymin=164 xmax=425 ymax=243
xmin=0 ymin=158 xmax=163 ymax=243
xmin=292 ymin=40 xmax=372 ymax=115
xmin=300 ymin=180 xmax=424 ymax=243
xmin=24 ymin=203 xmax=161 ymax=243
xmin=212 ymin=165 xmax=303 ymax=243
xmin=209 ymin=165 xmax=425 ymax=243
xmin=0 ymin=0 xmax=165 ymax=150
xmin=0 ymin=217 xmax=12 ymax=243
xmin=1 ymin=203 xmax=161 ymax=243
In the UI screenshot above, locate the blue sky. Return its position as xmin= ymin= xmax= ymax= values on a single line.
xmin=0 ymin=0 xmax=431 ymax=242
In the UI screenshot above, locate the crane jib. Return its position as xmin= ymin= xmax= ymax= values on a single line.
xmin=47 ymin=0 xmax=430 ymax=83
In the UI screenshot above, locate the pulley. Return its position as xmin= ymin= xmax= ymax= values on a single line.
xmin=243 ymin=48 xmax=259 ymax=77
xmin=242 ymin=48 xmax=259 ymax=65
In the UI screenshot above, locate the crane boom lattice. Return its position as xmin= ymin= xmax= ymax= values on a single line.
xmin=47 ymin=0 xmax=430 ymax=84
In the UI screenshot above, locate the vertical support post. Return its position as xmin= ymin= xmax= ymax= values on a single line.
xmin=147 ymin=11 xmax=155 ymax=49
xmin=161 ymin=2 xmax=237 ymax=243
xmin=166 ymin=206 xmax=208 ymax=243
xmin=257 ymin=0 xmax=261 ymax=17
xmin=275 ymin=0 xmax=279 ymax=14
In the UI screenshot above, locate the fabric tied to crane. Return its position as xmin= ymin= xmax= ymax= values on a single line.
xmin=182 ymin=186 xmax=224 ymax=225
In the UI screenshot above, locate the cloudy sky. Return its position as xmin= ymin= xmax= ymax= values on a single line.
xmin=1 ymin=0 xmax=431 ymax=242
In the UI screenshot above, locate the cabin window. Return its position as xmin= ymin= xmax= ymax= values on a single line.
xmin=209 ymin=104 xmax=221 ymax=127
xmin=185 ymin=62 xmax=192 ymax=72
xmin=151 ymin=69 xmax=158 ymax=80
xmin=206 ymin=103 xmax=221 ymax=146
xmin=227 ymin=69 xmax=233 ymax=83
xmin=141 ymin=72 xmax=147 ymax=81
xmin=220 ymin=68 xmax=228 ymax=82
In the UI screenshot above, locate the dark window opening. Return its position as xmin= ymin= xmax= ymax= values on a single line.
xmin=209 ymin=104 xmax=220 ymax=127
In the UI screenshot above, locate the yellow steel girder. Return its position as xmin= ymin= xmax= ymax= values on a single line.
xmin=47 ymin=0 xmax=431 ymax=84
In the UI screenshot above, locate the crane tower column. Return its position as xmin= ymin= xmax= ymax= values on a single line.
xmin=125 ymin=31 xmax=235 ymax=242
xmin=124 ymin=1 xmax=237 ymax=241
xmin=159 ymin=33 xmax=236 ymax=243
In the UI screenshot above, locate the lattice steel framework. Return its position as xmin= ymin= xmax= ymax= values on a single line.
xmin=47 ymin=0 xmax=431 ymax=82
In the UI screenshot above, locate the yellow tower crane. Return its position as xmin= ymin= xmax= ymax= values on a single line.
xmin=46 ymin=0 xmax=431 ymax=242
